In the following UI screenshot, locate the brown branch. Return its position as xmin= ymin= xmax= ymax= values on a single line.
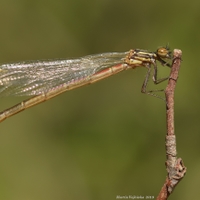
xmin=157 ymin=49 xmax=186 ymax=200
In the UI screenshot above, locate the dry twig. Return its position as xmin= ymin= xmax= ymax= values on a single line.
xmin=157 ymin=49 xmax=186 ymax=200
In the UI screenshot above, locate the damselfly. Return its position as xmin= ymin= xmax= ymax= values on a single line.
xmin=0 ymin=47 xmax=171 ymax=122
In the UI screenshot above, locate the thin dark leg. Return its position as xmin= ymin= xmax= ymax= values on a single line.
xmin=141 ymin=63 xmax=168 ymax=100
xmin=152 ymin=62 xmax=171 ymax=85
xmin=141 ymin=65 xmax=151 ymax=94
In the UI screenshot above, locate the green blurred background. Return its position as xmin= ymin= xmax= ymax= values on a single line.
xmin=0 ymin=0 xmax=198 ymax=199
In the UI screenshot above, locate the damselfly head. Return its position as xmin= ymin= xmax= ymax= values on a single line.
xmin=156 ymin=47 xmax=171 ymax=59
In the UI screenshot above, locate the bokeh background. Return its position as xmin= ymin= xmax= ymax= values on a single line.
xmin=0 ymin=0 xmax=198 ymax=199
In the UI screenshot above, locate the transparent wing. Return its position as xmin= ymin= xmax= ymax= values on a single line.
xmin=0 ymin=52 xmax=127 ymax=96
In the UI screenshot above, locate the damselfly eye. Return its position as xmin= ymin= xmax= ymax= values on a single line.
xmin=157 ymin=47 xmax=171 ymax=58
